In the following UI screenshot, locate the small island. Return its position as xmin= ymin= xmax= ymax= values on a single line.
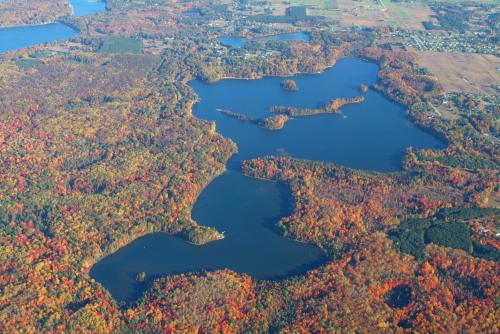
xmin=257 ymin=114 xmax=289 ymax=130
xmin=218 ymin=109 xmax=289 ymax=130
xmin=359 ymin=84 xmax=368 ymax=94
xmin=280 ymin=79 xmax=299 ymax=92
xmin=270 ymin=96 xmax=365 ymax=117
xmin=135 ymin=271 xmax=146 ymax=282
xmin=218 ymin=96 xmax=365 ymax=130
xmin=184 ymin=226 xmax=225 ymax=245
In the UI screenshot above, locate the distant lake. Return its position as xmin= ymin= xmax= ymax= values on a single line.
xmin=90 ymin=58 xmax=445 ymax=302
xmin=0 ymin=0 xmax=105 ymax=53
xmin=0 ymin=24 xmax=78 ymax=53
xmin=69 ymin=0 xmax=106 ymax=16
xmin=220 ymin=36 xmax=247 ymax=49
xmin=220 ymin=32 xmax=311 ymax=49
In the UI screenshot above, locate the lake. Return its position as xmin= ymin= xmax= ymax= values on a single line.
xmin=220 ymin=32 xmax=311 ymax=49
xmin=0 ymin=24 xmax=78 ymax=53
xmin=0 ymin=0 xmax=105 ymax=53
xmin=90 ymin=58 xmax=445 ymax=302
xmin=69 ymin=0 xmax=106 ymax=16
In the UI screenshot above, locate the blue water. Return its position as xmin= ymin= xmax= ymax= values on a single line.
xmin=90 ymin=58 xmax=445 ymax=302
xmin=90 ymin=173 xmax=326 ymax=302
xmin=191 ymin=58 xmax=443 ymax=171
xmin=259 ymin=32 xmax=311 ymax=42
xmin=0 ymin=24 xmax=78 ymax=53
xmin=221 ymin=32 xmax=311 ymax=49
xmin=69 ymin=0 xmax=106 ymax=16
xmin=220 ymin=36 xmax=247 ymax=49
xmin=0 ymin=0 xmax=106 ymax=53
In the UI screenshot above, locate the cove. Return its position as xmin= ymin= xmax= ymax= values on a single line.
xmin=0 ymin=0 xmax=105 ymax=53
xmin=90 ymin=58 xmax=445 ymax=302
xmin=220 ymin=31 xmax=310 ymax=49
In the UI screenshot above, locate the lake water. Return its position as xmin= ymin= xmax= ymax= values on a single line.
xmin=90 ymin=58 xmax=445 ymax=302
xmin=220 ymin=32 xmax=311 ymax=49
xmin=220 ymin=36 xmax=247 ymax=49
xmin=69 ymin=0 xmax=106 ymax=16
xmin=0 ymin=24 xmax=78 ymax=53
xmin=191 ymin=58 xmax=443 ymax=171
xmin=0 ymin=0 xmax=105 ymax=53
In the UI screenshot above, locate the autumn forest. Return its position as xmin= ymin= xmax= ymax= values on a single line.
xmin=0 ymin=0 xmax=499 ymax=333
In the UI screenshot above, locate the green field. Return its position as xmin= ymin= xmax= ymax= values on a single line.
xmin=287 ymin=0 xmax=340 ymax=18
xmin=288 ymin=0 xmax=337 ymax=10
xmin=14 ymin=58 xmax=42 ymax=69
xmin=308 ymin=8 xmax=340 ymax=18
xmin=97 ymin=37 xmax=143 ymax=54
xmin=385 ymin=1 xmax=412 ymax=22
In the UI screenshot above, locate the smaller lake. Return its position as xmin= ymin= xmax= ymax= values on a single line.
xmin=69 ymin=0 xmax=106 ymax=16
xmin=220 ymin=32 xmax=310 ymax=49
xmin=0 ymin=0 xmax=106 ymax=54
xmin=0 ymin=24 xmax=78 ymax=53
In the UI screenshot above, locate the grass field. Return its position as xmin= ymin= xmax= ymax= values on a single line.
xmin=14 ymin=58 xmax=42 ymax=69
xmin=416 ymin=51 xmax=500 ymax=95
xmin=339 ymin=0 xmax=434 ymax=29
xmin=308 ymin=8 xmax=341 ymax=18
xmin=98 ymin=37 xmax=143 ymax=54
xmin=289 ymin=0 xmax=335 ymax=8
xmin=268 ymin=0 xmax=435 ymax=28
xmin=264 ymin=0 xmax=340 ymax=18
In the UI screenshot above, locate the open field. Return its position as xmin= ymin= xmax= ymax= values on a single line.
xmin=416 ymin=51 xmax=500 ymax=95
xmin=267 ymin=0 xmax=434 ymax=29
xmin=339 ymin=0 xmax=434 ymax=29
xmin=262 ymin=0 xmax=344 ymax=19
